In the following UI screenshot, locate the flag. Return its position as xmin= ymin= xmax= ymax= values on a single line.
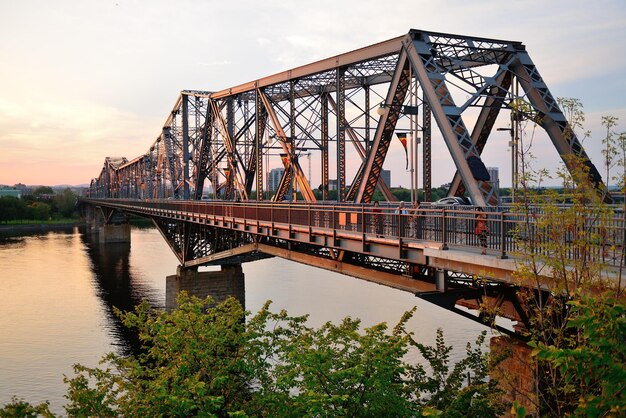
xmin=396 ymin=132 xmax=409 ymax=170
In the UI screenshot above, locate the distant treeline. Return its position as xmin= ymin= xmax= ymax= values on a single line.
xmin=0 ymin=187 xmax=78 ymax=223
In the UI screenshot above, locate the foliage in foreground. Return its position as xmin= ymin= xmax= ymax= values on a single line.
xmin=532 ymin=293 xmax=626 ymax=417
xmin=0 ymin=293 xmax=503 ymax=417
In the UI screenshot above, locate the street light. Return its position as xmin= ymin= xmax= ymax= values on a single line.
xmin=497 ymin=127 xmax=516 ymax=203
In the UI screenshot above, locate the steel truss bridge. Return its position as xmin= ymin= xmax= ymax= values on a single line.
xmin=84 ymin=29 xmax=620 ymax=337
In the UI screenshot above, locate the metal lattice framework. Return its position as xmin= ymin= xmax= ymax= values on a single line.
xmin=89 ymin=29 xmax=609 ymax=207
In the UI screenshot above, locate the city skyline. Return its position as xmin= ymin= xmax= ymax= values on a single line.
xmin=1 ymin=1 xmax=625 ymax=189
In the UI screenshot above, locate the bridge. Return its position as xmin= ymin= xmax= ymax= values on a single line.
xmin=82 ymin=29 xmax=622 ymax=338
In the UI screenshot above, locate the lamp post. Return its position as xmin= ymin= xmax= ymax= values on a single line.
xmin=497 ymin=126 xmax=516 ymax=202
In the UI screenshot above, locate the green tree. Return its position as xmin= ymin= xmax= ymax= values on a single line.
xmin=2 ymin=293 xmax=505 ymax=417
xmin=506 ymin=97 xmax=625 ymax=416
xmin=52 ymin=188 xmax=77 ymax=218
xmin=29 ymin=201 xmax=51 ymax=221
xmin=0 ymin=397 xmax=54 ymax=418
xmin=533 ymin=293 xmax=626 ymax=417
xmin=32 ymin=186 xmax=54 ymax=198
xmin=601 ymin=115 xmax=619 ymax=189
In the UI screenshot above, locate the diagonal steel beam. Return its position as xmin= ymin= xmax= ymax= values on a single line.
xmin=355 ymin=48 xmax=411 ymax=203
xmin=509 ymin=51 xmax=611 ymax=202
xmin=448 ymin=71 xmax=512 ymax=198
xmin=405 ymin=34 xmax=493 ymax=207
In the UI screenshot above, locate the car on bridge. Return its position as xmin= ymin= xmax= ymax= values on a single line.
xmin=430 ymin=196 xmax=472 ymax=207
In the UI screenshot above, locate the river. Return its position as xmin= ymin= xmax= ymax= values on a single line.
xmin=0 ymin=226 xmax=489 ymax=413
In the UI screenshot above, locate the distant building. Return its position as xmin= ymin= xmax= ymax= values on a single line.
xmin=487 ymin=167 xmax=500 ymax=199
xmin=14 ymin=183 xmax=32 ymax=196
xmin=269 ymin=167 xmax=285 ymax=192
xmin=380 ymin=169 xmax=391 ymax=188
xmin=0 ymin=188 xmax=21 ymax=198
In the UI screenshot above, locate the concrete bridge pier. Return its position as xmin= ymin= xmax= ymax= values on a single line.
xmin=98 ymin=223 xmax=131 ymax=244
xmin=84 ymin=206 xmax=131 ymax=243
xmin=166 ymin=264 xmax=245 ymax=311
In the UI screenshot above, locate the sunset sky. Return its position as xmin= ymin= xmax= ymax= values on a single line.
xmin=1 ymin=0 xmax=625 ymax=188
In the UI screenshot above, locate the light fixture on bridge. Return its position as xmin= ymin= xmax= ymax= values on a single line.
xmin=376 ymin=102 xmax=420 ymax=116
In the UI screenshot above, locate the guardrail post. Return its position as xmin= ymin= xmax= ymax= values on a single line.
xmin=499 ymin=211 xmax=508 ymax=259
xmin=441 ymin=209 xmax=448 ymax=250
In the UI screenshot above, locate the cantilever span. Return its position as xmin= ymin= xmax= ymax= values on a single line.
xmin=83 ymin=29 xmax=620 ymax=337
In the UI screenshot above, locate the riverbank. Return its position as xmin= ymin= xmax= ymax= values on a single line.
xmin=0 ymin=220 xmax=83 ymax=234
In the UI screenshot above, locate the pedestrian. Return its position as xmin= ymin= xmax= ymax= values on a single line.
xmin=475 ymin=208 xmax=489 ymax=254
xmin=410 ymin=200 xmax=422 ymax=239
xmin=395 ymin=201 xmax=408 ymax=237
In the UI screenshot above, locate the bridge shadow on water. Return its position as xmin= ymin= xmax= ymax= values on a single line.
xmin=80 ymin=229 xmax=160 ymax=356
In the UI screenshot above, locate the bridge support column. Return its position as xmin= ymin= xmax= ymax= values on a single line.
xmin=435 ymin=269 xmax=447 ymax=292
xmin=98 ymin=223 xmax=131 ymax=244
xmin=490 ymin=335 xmax=537 ymax=416
xmin=166 ymin=264 xmax=245 ymax=311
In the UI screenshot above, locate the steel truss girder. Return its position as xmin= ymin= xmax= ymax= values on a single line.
xmin=210 ymin=99 xmax=249 ymax=200
xmin=327 ymin=96 xmax=395 ymax=201
xmin=151 ymin=217 xmax=255 ymax=265
xmin=89 ymin=29 xmax=610 ymax=207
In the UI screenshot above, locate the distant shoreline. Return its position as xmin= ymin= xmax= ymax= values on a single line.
xmin=0 ymin=221 xmax=83 ymax=234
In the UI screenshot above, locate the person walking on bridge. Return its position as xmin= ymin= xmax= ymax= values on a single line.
xmin=474 ymin=208 xmax=489 ymax=255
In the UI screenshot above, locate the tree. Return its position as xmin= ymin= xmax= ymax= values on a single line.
xmin=2 ymin=293 xmax=505 ymax=417
xmin=53 ymin=188 xmax=77 ymax=218
xmin=506 ymin=97 xmax=625 ymax=416
xmin=32 ymin=186 xmax=54 ymax=198
xmin=533 ymin=292 xmax=626 ymax=417
xmin=601 ymin=115 xmax=619 ymax=189
xmin=29 ymin=201 xmax=51 ymax=221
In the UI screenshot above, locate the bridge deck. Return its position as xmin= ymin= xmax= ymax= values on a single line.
xmin=83 ymin=199 xmax=624 ymax=282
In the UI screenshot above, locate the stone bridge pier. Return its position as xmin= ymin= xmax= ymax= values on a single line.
xmin=85 ymin=205 xmax=131 ymax=244
xmin=166 ymin=264 xmax=245 ymax=311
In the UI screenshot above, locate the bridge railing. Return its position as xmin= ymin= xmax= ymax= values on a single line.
xmin=89 ymin=199 xmax=625 ymax=266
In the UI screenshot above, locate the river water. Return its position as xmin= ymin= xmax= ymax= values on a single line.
xmin=0 ymin=226 xmax=489 ymax=413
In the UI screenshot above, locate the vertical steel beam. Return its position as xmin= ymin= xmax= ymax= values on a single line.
xmin=321 ymin=93 xmax=329 ymax=201
xmin=182 ymin=94 xmax=190 ymax=200
xmin=336 ymin=68 xmax=346 ymax=202
xmin=422 ymin=97 xmax=432 ymax=202
xmin=365 ymin=85 xmax=370 ymax=153
xmin=255 ymin=90 xmax=265 ymax=200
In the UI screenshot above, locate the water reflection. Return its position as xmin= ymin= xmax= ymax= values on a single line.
xmin=0 ymin=225 xmax=489 ymax=414
xmin=81 ymin=231 xmax=153 ymax=355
